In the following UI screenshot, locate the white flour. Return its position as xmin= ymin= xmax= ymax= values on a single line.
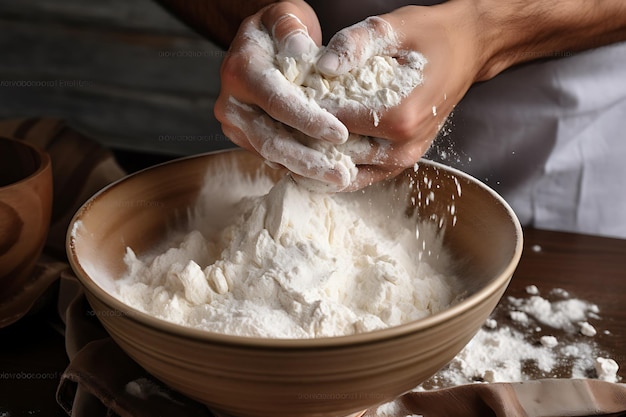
xmin=370 ymin=285 xmax=621 ymax=415
xmin=115 ymin=169 xmax=455 ymax=339
xmin=125 ymin=378 xmax=179 ymax=403
xmin=276 ymin=17 xmax=427 ymax=126
xmin=418 ymin=285 xmax=619 ymax=388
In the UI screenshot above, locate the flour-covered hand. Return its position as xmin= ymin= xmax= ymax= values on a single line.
xmin=316 ymin=4 xmax=484 ymax=190
xmin=215 ymin=0 xmax=354 ymax=189
xmin=222 ymin=97 xmax=357 ymax=190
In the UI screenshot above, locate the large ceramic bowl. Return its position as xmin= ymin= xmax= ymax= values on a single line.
xmin=67 ymin=149 xmax=523 ymax=417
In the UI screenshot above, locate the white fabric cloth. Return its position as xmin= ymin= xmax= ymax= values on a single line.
xmin=441 ymin=42 xmax=626 ymax=239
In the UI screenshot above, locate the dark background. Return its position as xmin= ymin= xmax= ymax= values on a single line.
xmin=0 ymin=0 xmax=235 ymax=158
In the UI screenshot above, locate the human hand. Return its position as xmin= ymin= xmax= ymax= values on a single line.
xmin=215 ymin=0 xmax=364 ymax=191
xmin=315 ymin=3 xmax=485 ymax=190
xmin=206 ymin=0 xmax=626 ymax=192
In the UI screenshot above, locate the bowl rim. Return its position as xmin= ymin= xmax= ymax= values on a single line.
xmin=0 ymin=136 xmax=51 ymax=190
xmin=66 ymin=149 xmax=523 ymax=349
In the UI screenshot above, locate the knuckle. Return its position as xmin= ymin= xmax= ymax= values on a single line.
xmin=220 ymin=54 xmax=248 ymax=83
xmin=388 ymin=112 xmax=422 ymax=143
xmin=363 ymin=16 xmax=393 ymax=38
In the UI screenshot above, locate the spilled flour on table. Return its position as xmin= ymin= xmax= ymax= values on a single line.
xmin=370 ymin=284 xmax=621 ymax=415
xmin=421 ymin=285 xmax=619 ymax=387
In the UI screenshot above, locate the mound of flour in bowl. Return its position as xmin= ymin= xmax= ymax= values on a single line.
xmin=115 ymin=171 xmax=456 ymax=339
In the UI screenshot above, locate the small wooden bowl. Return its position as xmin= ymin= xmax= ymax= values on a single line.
xmin=0 ymin=136 xmax=53 ymax=326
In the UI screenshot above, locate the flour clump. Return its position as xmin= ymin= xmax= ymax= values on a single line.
xmin=278 ymin=42 xmax=426 ymax=126
xmin=277 ymin=22 xmax=426 ymax=186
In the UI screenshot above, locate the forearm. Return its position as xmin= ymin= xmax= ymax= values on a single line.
xmin=469 ymin=0 xmax=626 ymax=80
xmin=155 ymin=0 xmax=279 ymax=47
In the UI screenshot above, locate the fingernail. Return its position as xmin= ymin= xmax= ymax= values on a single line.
xmin=317 ymin=52 xmax=341 ymax=76
xmin=264 ymin=160 xmax=281 ymax=169
xmin=282 ymin=31 xmax=316 ymax=56
xmin=320 ymin=123 xmax=349 ymax=144
xmin=326 ymin=164 xmax=352 ymax=190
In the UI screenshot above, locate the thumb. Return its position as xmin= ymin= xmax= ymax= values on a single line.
xmin=271 ymin=13 xmax=318 ymax=57
xmin=317 ymin=16 xmax=399 ymax=76
xmin=260 ymin=2 xmax=321 ymax=57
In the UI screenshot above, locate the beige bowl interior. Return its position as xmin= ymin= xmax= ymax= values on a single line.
xmin=67 ymin=149 xmax=523 ymax=417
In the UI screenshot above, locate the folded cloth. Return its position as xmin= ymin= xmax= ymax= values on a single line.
xmin=364 ymin=380 xmax=626 ymax=417
xmin=1 ymin=118 xmax=625 ymax=417
xmin=55 ymin=274 xmax=213 ymax=417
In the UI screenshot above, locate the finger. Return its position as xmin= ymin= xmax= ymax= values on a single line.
xmin=317 ymin=16 xmax=399 ymax=76
xmin=289 ymin=173 xmax=351 ymax=193
xmin=260 ymin=0 xmax=322 ymax=48
xmin=246 ymin=64 xmax=349 ymax=144
xmin=336 ymin=135 xmax=389 ymax=166
xmin=261 ymin=132 xmax=354 ymax=189
xmin=335 ymin=134 xmax=434 ymax=192
xmin=220 ymin=124 xmax=258 ymax=155
xmin=343 ymin=165 xmax=406 ymax=192
xmin=227 ymin=16 xmax=348 ymax=144
xmin=222 ymin=98 xmax=355 ymax=189
xmin=338 ymin=135 xmax=426 ymax=170
xmin=270 ymin=13 xmax=317 ymax=86
xmin=265 ymin=12 xmax=317 ymax=57
xmin=223 ymin=117 xmax=352 ymax=193
xmin=312 ymin=15 xmax=428 ymax=139
xmin=257 ymin=7 xmax=348 ymax=143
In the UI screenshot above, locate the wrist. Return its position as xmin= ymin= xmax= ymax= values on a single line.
xmin=471 ymin=0 xmax=576 ymax=80
xmin=470 ymin=0 xmax=626 ymax=81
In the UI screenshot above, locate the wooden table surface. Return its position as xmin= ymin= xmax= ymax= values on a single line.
xmin=1 ymin=227 xmax=625 ymax=416
xmin=506 ymin=227 xmax=626 ymax=381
